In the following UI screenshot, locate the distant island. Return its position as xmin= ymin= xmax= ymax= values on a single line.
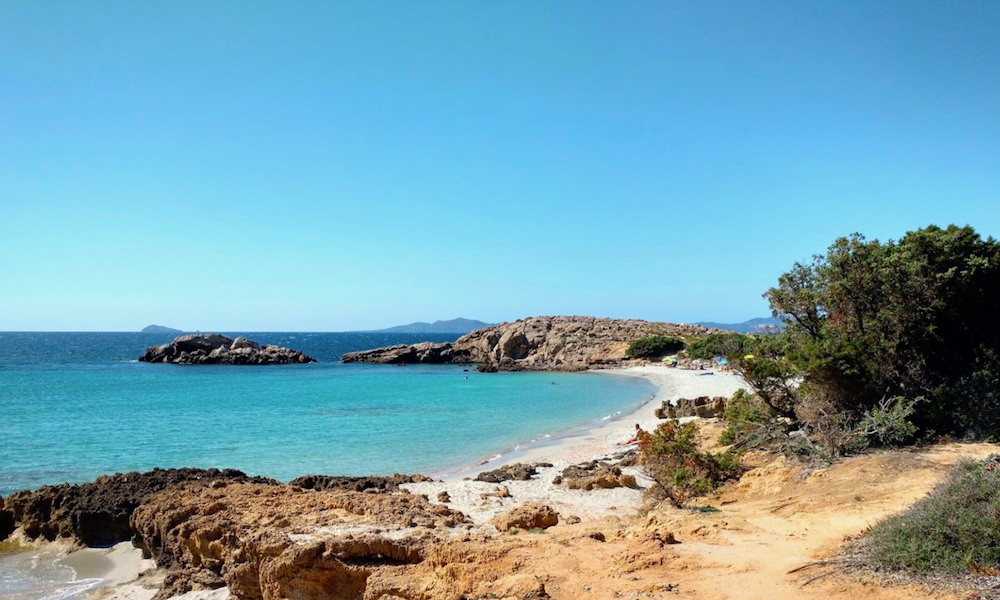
xmin=694 ymin=316 xmax=782 ymax=334
xmin=370 ymin=318 xmax=493 ymax=334
xmin=141 ymin=324 xmax=183 ymax=334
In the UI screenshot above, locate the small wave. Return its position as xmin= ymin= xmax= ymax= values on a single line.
xmin=600 ymin=414 xmax=612 ymax=421
xmin=1 ymin=577 xmax=102 ymax=600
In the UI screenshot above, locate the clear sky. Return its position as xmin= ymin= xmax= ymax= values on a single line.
xmin=2 ymin=2 xmax=998 ymax=331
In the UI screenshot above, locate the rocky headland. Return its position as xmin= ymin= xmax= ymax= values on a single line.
xmin=139 ymin=334 xmax=316 ymax=365
xmin=341 ymin=315 xmax=712 ymax=371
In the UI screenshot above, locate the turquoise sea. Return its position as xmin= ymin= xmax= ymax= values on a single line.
xmin=1 ymin=331 xmax=656 ymax=599
xmin=0 ymin=331 xmax=655 ymax=497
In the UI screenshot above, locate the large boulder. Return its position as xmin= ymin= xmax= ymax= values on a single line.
xmin=474 ymin=462 xmax=551 ymax=484
xmin=139 ymin=334 xmax=315 ymax=365
xmin=492 ymin=502 xmax=560 ymax=531
xmin=555 ymin=460 xmax=638 ymax=490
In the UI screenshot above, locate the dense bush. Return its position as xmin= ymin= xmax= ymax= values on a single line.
xmin=641 ymin=420 xmax=741 ymax=507
xmin=718 ymin=389 xmax=777 ymax=446
xmin=865 ymin=457 xmax=1000 ymax=574
xmin=740 ymin=224 xmax=1000 ymax=445
xmin=625 ymin=335 xmax=685 ymax=359
xmin=687 ymin=332 xmax=754 ymax=360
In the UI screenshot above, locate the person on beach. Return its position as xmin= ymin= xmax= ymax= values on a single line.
xmin=620 ymin=423 xmax=647 ymax=447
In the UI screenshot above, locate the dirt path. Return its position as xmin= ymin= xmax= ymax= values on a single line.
xmin=477 ymin=442 xmax=999 ymax=600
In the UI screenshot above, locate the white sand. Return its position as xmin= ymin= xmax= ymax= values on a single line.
xmin=51 ymin=541 xmax=158 ymax=600
xmin=403 ymin=365 xmax=748 ymax=529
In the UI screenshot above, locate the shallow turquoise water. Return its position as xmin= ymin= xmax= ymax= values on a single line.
xmin=0 ymin=332 xmax=655 ymax=496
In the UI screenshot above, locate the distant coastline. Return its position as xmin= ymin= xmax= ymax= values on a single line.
xmin=364 ymin=317 xmax=493 ymax=335
xmin=140 ymin=324 xmax=183 ymax=334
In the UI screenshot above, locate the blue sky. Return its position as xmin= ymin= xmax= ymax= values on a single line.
xmin=1 ymin=2 xmax=997 ymax=331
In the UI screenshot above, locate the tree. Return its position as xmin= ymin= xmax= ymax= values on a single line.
xmin=753 ymin=224 xmax=1000 ymax=441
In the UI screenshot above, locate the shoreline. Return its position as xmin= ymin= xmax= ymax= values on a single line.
xmin=440 ymin=365 xmax=747 ymax=480
xmin=400 ymin=365 xmax=747 ymax=529
xmin=10 ymin=365 xmax=748 ymax=600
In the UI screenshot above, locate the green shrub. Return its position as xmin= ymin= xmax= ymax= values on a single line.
xmin=856 ymin=396 xmax=919 ymax=446
xmin=626 ymin=335 xmax=685 ymax=359
xmin=641 ymin=420 xmax=742 ymax=507
xmin=865 ymin=457 xmax=1000 ymax=574
xmin=688 ymin=332 xmax=754 ymax=360
xmin=719 ymin=389 xmax=776 ymax=446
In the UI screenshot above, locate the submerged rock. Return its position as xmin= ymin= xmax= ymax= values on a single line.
xmin=139 ymin=334 xmax=315 ymax=365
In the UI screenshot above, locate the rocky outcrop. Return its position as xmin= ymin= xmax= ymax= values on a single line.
xmin=2 ymin=468 xmax=277 ymax=547
xmin=656 ymin=395 xmax=728 ymax=419
xmin=288 ymin=474 xmax=433 ymax=493
xmin=0 ymin=496 xmax=14 ymax=540
xmin=130 ymin=481 xmax=470 ymax=600
xmin=337 ymin=342 xmax=461 ymax=365
xmin=342 ymin=315 xmax=713 ymax=371
xmin=474 ymin=462 xmax=552 ymax=483
xmin=139 ymin=335 xmax=315 ymax=365
xmin=492 ymin=503 xmax=560 ymax=531
xmin=554 ymin=460 xmax=638 ymax=491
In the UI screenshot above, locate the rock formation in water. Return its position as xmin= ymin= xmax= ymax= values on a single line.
xmin=1 ymin=468 xmax=278 ymax=547
xmin=342 ymin=315 xmax=713 ymax=371
xmin=139 ymin=334 xmax=316 ymax=365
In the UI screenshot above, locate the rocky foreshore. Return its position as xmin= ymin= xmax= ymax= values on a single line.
xmin=0 ymin=465 xmax=608 ymax=600
xmin=341 ymin=315 xmax=712 ymax=371
xmin=139 ymin=334 xmax=316 ymax=365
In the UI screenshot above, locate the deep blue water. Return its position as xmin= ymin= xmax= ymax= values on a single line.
xmin=0 ymin=332 xmax=655 ymax=497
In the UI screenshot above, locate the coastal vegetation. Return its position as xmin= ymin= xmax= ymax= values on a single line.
xmin=856 ymin=455 xmax=1000 ymax=576
xmin=727 ymin=224 xmax=1000 ymax=457
xmin=625 ymin=335 xmax=685 ymax=359
xmin=685 ymin=331 xmax=753 ymax=361
xmin=640 ymin=420 xmax=742 ymax=507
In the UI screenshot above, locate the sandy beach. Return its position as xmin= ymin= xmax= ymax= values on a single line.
xmin=402 ymin=365 xmax=746 ymax=527
xmin=57 ymin=365 xmax=745 ymax=600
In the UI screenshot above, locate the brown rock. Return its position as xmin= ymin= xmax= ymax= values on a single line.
xmin=0 ymin=496 xmax=14 ymax=540
xmin=492 ymin=503 xmax=559 ymax=531
xmin=287 ymin=473 xmax=430 ymax=493
xmin=475 ymin=462 xmax=550 ymax=483
xmin=655 ymin=395 xmax=728 ymax=419
xmin=342 ymin=316 xmax=714 ymax=371
xmin=2 ymin=468 xmax=277 ymax=546
xmin=139 ymin=334 xmax=315 ymax=365
xmin=558 ymin=461 xmax=639 ymax=491
xmin=130 ymin=481 xmax=469 ymax=600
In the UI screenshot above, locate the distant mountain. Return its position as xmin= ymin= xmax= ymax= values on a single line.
xmin=372 ymin=318 xmax=493 ymax=334
xmin=696 ymin=316 xmax=783 ymax=334
xmin=141 ymin=324 xmax=183 ymax=334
